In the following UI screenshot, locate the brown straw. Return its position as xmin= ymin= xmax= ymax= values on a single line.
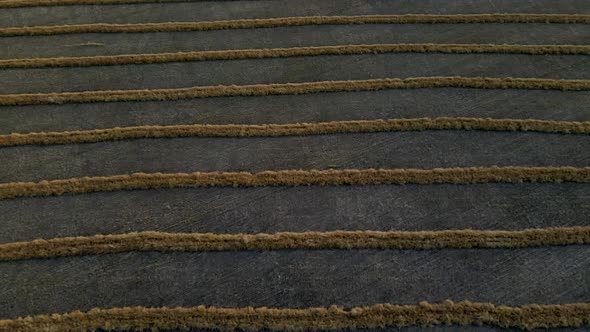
xmin=2 ymin=43 xmax=590 ymax=69
xmin=2 ymin=14 xmax=590 ymax=37
xmin=2 ymin=227 xmax=590 ymax=261
xmin=1 ymin=301 xmax=589 ymax=331
xmin=2 ymin=117 xmax=589 ymax=147
xmin=1 ymin=167 xmax=588 ymax=200
xmin=2 ymin=77 xmax=590 ymax=106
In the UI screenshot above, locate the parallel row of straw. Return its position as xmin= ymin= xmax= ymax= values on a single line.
xmin=2 ymin=14 xmax=590 ymax=36
xmin=2 ymin=43 xmax=590 ymax=69
xmin=1 ymin=301 xmax=590 ymax=331
xmin=1 ymin=117 xmax=588 ymax=147
xmin=2 ymin=11 xmax=590 ymax=332
xmin=1 ymin=227 xmax=589 ymax=261
xmin=3 ymin=77 xmax=590 ymax=106
xmin=1 ymin=167 xmax=589 ymax=200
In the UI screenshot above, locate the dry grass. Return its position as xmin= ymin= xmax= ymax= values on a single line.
xmin=2 ymin=43 xmax=590 ymax=69
xmin=2 ymin=77 xmax=590 ymax=106
xmin=2 ymin=14 xmax=590 ymax=36
xmin=1 ymin=167 xmax=588 ymax=200
xmin=2 ymin=117 xmax=588 ymax=147
xmin=2 ymin=227 xmax=589 ymax=261
xmin=1 ymin=301 xmax=589 ymax=331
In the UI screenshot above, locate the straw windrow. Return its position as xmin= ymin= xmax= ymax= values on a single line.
xmin=2 ymin=77 xmax=590 ymax=106
xmin=1 ymin=227 xmax=590 ymax=261
xmin=1 ymin=301 xmax=589 ymax=331
xmin=1 ymin=167 xmax=589 ymax=200
xmin=2 ymin=44 xmax=590 ymax=69
xmin=2 ymin=14 xmax=590 ymax=37
xmin=1 ymin=117 xmax=589 ymax=147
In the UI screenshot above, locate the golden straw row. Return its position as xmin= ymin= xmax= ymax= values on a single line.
xmin=2 ymin=117 xmax=589 ymax=147
xmin=2 ymin=77 xmax=590 ymax=106
xmin=2 ymin=227 xmax=590 ymax=261
xmin=1 ymin=167 xmax=589 ymax=200
xmin=2 ymin=14 xmax=590 ymax=37
xmin=2 ymin=301 xmax=589 ymax=331
xmin=3 ymin=43 xmax=590 ymax=69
